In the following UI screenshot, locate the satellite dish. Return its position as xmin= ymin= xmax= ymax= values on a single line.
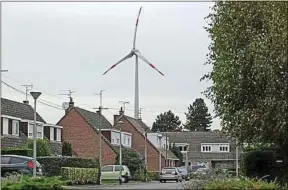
xmin=62 ymin=102 xmax=69 ymax=110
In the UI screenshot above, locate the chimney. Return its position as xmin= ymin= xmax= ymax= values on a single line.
xmin=65 ymin=97 xmax=74 ymax=114
xmin=23 ymin=100 xmax=29 ymax=105
xmin=119 ymin=107 xmax=124 ymax=116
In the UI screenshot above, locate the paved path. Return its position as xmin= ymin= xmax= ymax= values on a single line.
xmin=65 ymin=181 xmax=184 ymax=189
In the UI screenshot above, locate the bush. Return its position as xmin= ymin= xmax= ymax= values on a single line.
xmin=37 ymin=156 xmax=98 ymax=176
xmin=147 ymin=171 xmax=160 ymax=181
xmin=204 ymin=177 xmax=280 ymax=189
xmin=26 ymin=139 xmax=51 ymax=157
xmin=133 ymin=170 xmax=146 ymax=181
xmin=61 ymin=167 xmax=98 ymax=185
xmin=62 ymin=141 xmax=72 ymax=156
xmin=1 ymin=147 xmax=32 ymax=157
xmin=115 ymin=148 xmax=144 ymax=177
xmin=1 ymin=174 xmax=65 ymax=190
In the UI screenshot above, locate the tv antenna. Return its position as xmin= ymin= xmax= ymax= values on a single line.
xmin=21 ymin=84 xmax=33 ymax=101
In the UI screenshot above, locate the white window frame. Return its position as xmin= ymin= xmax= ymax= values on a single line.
xmin=127 ymin=137 xmax=130 ymax=146
xmin=56 ymin=128 xmax=61 ymax=142
xmin=202 ymin=146 xmax=212 ymax=152
xmin=219 ymin=145 xmax=229 ymax=152
xmin=37 ymin=125 xmax=43 ymax=139
xmin=50 ymin=127 xmax=54 ymax=141
xmin=28 ymin=123 xmax=34 ymax=138
xmin=28 ymin=123 xmax=43 ymax=139
xmin=12 ymin=120 xmax=20 ymax=136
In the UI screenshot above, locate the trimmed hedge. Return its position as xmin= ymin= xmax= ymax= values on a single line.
xmin=37 ymin=156 xmax=98 ymax=176
xmin=61 ymin=167 xmax=98 ymax=185
xmin=1 ymin=147 xmax=33 ymax=157
xmin=1 ymin=174 xmax=65 ymax=190
xmin=147 ymin=171 xmax=160 ymax=181
xmin=204 ymin=177 xmax=280 ymax=189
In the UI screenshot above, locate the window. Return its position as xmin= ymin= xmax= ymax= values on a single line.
xmin=179 ymin=146 xmax=183 ymax=151
xmin=127 ymin=138 xmax=130 ymax=145
xmin=112 ymin=139 xmax=114 ymax=143
xmin=101 ymin=165 xmax=113 ymax=172
xmin=1 ymin=156 xmax=11 ymax=164
xmin=50 ymin=127 xmax=54 ymax=141
xmin=202 ymin=146 xmax=211 ymax=152
xmin=124 ymin=137 xmax=126 ymax=145
xmin=10 ymin=157 xmax=25 ymax=164
xmin=56 ymin=128 xmax=61 ymax=141
xmin=12 ymin=120 xmax=19 ymax=136
xmin=183 ymin=146 xmax=187 ymax=151
xmin=220 ymin=146 xmax=229 ymax=152
xmin=115 ymin=166 xmax=124 ymax=171
xmin=116 ymin=138 xmax=120 ymax=144
xmin=37 ymin=125 xmax=43 ymax=138
xmin=28 ymin=124 xmax=34 ymax=138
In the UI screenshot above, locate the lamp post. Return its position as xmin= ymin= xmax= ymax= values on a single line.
xmin=117 ymin=120 xmax=124 ymax=185
xmin=30 ymin=91 xmax=41 ymax=177
xmin=157 ymin=133 xmax=163 ymax=173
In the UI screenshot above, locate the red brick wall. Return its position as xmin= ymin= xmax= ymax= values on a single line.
xmin=114 ymin=115 xmax=163 ymax=171
xmin=58 ymin=109 xmax=116 ymax=166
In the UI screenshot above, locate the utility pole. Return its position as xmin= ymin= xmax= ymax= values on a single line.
xmin=119 ymin=100 xmax=129 ymax=112
xmin=165 ymin=133 xmax=168 ymax=167
xmin=21 ymin=84 xmax=33 ymax=101
xmin=95 ymin=90 xmax=105 ymax=185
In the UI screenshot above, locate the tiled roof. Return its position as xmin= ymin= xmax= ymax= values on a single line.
xmin=124 ymin=116 xmax=151 ymax=134
xmin=1 ymin=132 xmax=27 ymax=148
xmin=163 ymin=132 xmax=237 ymax=161
xmin=159 ymin=149 xmax=179 ymax=160
xmin=1 ymin=98 xmax=46 ymax=123
xmin=75 ymin=107 xmax=112 ymax=130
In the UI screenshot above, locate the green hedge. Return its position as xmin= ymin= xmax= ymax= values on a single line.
xmin=37 ymin=156 xmax=98 ymax=176
xmin=61 ymin=167 xmax=98 ymax=185
xmin=147 ymin=171 xmax=160 ymax=181
xmin=1 ymin=175 xmax=65 ymax=190
xmin=1 ymin=147 xmax=33 ymax=157
xmin=204 ymin=177 xmax=280 ymax=189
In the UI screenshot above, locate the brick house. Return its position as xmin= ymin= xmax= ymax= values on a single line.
xmin=1 ymin=98 xmax=62 ymax=155
xmin=57 ymin=100 xmax=118 ymax=166
xmin=164 ymin=131 xmax=239 ymax=170
xmin=113 ymin=108 xmax=179 ymax=171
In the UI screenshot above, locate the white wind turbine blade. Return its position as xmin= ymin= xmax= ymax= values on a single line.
xmin=135 ymin=51 xmax=164 ymax=76
xmin=103 ymin=53 xmax=133 ymax=75
xmin=133 ymin=7 xmax=142 ymax=49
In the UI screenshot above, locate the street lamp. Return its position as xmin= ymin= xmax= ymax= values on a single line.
xmin=117 ymin=120 xmax=124 ymax=185
xmin=157 ymin=133 xmax=163 ymax=173
xmin=30 ymin=91 xmax=41 ymax=177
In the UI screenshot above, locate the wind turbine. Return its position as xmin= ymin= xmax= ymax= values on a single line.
xmin=103 ymin=7 xmax=164 ymax=119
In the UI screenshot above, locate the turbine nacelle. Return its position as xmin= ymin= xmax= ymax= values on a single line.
xmin=131 ymin=48 xmax=139 ymax=55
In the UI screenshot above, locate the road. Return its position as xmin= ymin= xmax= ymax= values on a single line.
xmin=65 ymin=181 xmax=184 ymax=189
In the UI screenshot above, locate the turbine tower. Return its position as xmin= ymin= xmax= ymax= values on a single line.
xmin=103 ymin=7 xmax=164 ymax=119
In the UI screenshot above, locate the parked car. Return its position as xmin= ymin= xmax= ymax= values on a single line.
xmin=177 ymin=167 xmax=190 ymax=181
xmin=159 ymin=167 xmax=182 ymax=183
xmin=101 ymin=165 xmax=131 ymax=183
xmin=1 ymin=155 xmax=43 ymax=176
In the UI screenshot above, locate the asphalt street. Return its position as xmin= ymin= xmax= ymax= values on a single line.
xmin=65 ymin=181 xmax=184 ymax=189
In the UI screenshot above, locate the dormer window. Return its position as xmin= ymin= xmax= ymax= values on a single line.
xmin=12 ymin=120 xmax=19 ymax=136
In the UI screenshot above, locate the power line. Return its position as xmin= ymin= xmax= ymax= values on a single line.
xmin=2 ymin=81 xmax=63 ymax=110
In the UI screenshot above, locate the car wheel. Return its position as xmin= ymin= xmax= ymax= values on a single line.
xmin=164 ymin=180 xmax=167 ymax=183
xmin=123 ymin=177 xmax=129 ymax=183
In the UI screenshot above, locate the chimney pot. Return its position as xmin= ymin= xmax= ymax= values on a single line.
xmin=119 ymin=107 xmax=124 ymax=116
xmin=23 ymin=100 xmax=29 ymax=105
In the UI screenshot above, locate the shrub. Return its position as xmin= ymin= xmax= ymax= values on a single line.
xmin=62 ymin=141 xmax=72 ymax=156
xmin=1 ymin=147 xmax=32 ymax=157
xmin=1 ymin=174 xmax=65 ymax=190
xmin=26 ymin=139 xmax=51 ymax=157
xmin=147 ymin=171 xmax=160 ymax=181
xmin=204 ymin=177 xmax=280 ymax=189
xmin=61 ymin=167 xmax=98 ymax=185
xmin=133 ymin=170 xmax=146 ymax=181
xmin=115 ymin=148 xmax=144 ymax=177
xmin=37 ymin=156 xmax=98 ymax=176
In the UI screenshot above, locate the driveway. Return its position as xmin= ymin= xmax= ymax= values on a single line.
xmin=65 ymin=181 xmax=184 ymax=189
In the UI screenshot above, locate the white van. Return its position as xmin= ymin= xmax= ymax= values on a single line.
xmin=101 ymin=165 xmax=132 ymax=183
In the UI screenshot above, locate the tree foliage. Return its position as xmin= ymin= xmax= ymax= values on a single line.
xmin=184 ymin=98 xmax=212 ymax=131
xmin=115 ymin=148 xmax=143 ymax=177
xmin=62 ymin=141 xmax=72 ymax=156
xmin=202 ymin=2 xmax=288 ymax=154
xmin=151 ymin=110 xmax=182 ymax=132
xmin=26 ymin=139 xmax=51 ymax=157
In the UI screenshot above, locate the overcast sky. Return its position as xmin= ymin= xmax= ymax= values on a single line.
xmin=1 ymin=2 xmax=220 ymax=130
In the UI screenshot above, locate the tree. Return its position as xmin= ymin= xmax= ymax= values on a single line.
xmin=170 ymin=145 xmax=183 ymax=167
xmin=184 ymin=98 xmax=212 ymax=131
xmin=115 ymin=148 xmax=144 ymax=178
xmin=151 ymin=110 xmax=182 ymax=132
xmin=202 ymin=2 xmax=288 ymax=155
xmin=62 ymin=141 xmax=72 ymax=156
xmin=26 ymin=139 xmax=51 ymax=157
